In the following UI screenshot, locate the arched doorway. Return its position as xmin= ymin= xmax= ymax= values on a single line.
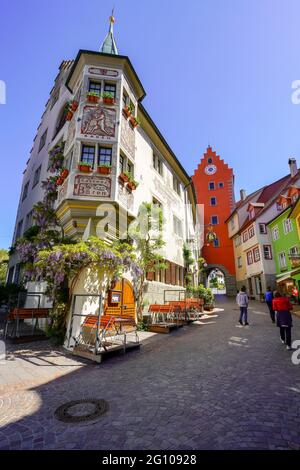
xmin=105 ymin=278 xmax=136 ymax=320
xmin=207 ymin=268 xmax=226 ymax=295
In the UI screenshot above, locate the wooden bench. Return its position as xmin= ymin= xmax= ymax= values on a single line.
xmin=5 ymin=308 xmax=50 ymax=340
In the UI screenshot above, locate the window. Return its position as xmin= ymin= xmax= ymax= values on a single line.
xmin=38 ymin=129 xmax=48 ymax=152
xmin=276 ymin=202 xmax=282 ymax=211
xmin=98 ymin=147 xmax=112 ymax=166
xmin=218 ymin=182 xmax=224 ymax=188
xmin=173 ymin=216 xmax=183 ymax=237
xmin=279 ymin=252 xmax=287 ymax=269
xmin=7 ymin=266 xmax=14 ymax=285
xmin=289 ymin=246 xmax=299 ymax=256
xmin=272 ymin=226 xmax=279 ymax=241
xmin=25 ymin=210 xmax=33 ymax=230
xmin=237 ymin=257 xmax=242 ymax=268
xmin=81 ymin=145 xmax=95 ymax=165
xmin=122 ymin=89 xmax=129 ymax=107
xmin=22 ymin=182 xmax=29 ymax=201
xmin=213 ymin=238 xmax=219 ymax=247
xmin=89 ymin=81 xmax=101 ymax=95
xmin=15 ymin=219 xmax=23 ymax=240
xmin=119 ymin=155 xmax=125 ymax=173
xmin=259 ymin=223 xmax=267 ymax=234
xmin=127 ymin=160 xmax=134 ymax=176
xmin=208 ymin=182 xmax=215 ymax=190
xmin=208 ymin=158 xmax=213 ymax=164
xmin=248 ymin=226 xmax=255 ymax=238
xmin=235 ymin=235 xmax=241 ymax=247
xmin=230 ymin=219 xmax=235 ymax=230
xmin=104 ymin=82 xmax=116 ymax=98
xmin=263 ymin=245 xmax=272 ymax=260
xmin=247 ymin=251 xmax=253 ymax=265
xmin=210 ymin=197 xmax=217 ymax=206
xmin=173 ymin=176 xmax=181 ymax=196
xmin=243 ymin=231 xmax=248 ymax=243
xmin=253 ymin=246 xmax=260 ymax=262
xmin=211 ymin=216 xmax=218 ymax=225
xmin=283 ymin=218 xmax=293 ymax=234
xmin=152 ymin=197 xmax=163 ymax=209
xmin=153 ymin=153 xmax=163 ymax=176
xmin=14 ymin=264 xmax=21 ymax=284
xmin=32 ymin=165 xmax=42 ymax=188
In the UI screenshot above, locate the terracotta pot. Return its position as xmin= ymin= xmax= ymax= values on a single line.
xmin=119 ymin=172 xmax=129 ymax=183
xmin=127 ymin=181 xmax=136 ymax=191
xmin=78 ymin=164 xmax=92 ymax=173
xmin=123 ymin=106 xmax=131 ymax=118
xmin=61 ymin=169 xmax=69 ymax=179
xmin=129 ymin=116 xmax=138 ymax=128
xmin=56 ymin=177 xmax=64 ymax=186
xmin=87 ymin=95 xmax=99 ymax=103
xmin=71 ymin=101 xmax=78 ymax=111
xmin=66 ymin=111 xmax=73 ymax=121
xmin=103 ymin=97 xmax=115 ymax=105
xmin=97 ymin=166 xmax=111 ymax=175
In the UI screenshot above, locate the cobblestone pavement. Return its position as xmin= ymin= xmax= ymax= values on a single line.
xmin=1 ymin=297 xmax=300 ymax=450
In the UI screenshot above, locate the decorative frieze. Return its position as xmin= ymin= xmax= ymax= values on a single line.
xmin=74 ymin=175 xmax=111 ymax=198
xmin=121 ymin=115 xmax=135 ymax=159
xmin=88 ymin=67 xmax=119 ymax=78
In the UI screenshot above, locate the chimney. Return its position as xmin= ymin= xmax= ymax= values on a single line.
xmin=240 ymin=189 xmax=246 ymax=201
xmin=288 ymin=158 xmax=297 ymax=177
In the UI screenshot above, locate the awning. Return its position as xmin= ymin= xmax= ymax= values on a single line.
xmin=276 ymin=272 xmax=293 ymax=283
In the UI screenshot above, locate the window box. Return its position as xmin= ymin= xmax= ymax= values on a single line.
xmin=97 ymin=165 xmax=111 ymax=175
xmin=127 ymin=180 xmax=137 ymax=191
xmin=71 ymin=100 xmax=78 ymax=112
xmin=102 ymin=92 xmax=115 ymax=105
xmin=56 ymin=177 xmax=64 ymax=186
xmin=78 ymin=163 xmax=93 ymax=173
xmin=66 ymin=110 xmax=73 ymax=121
xmin=123 ymin=105 xmax=131 ymax=118
xmin=60 ymin=168 xmax=69 ymax=179
xmin=86 ymin=92 xmax=100 ymax=103
xmin=129 ymin=115 xmax=140 ymax=128
xmin=119 ymin=172 xmax=130 ymax=184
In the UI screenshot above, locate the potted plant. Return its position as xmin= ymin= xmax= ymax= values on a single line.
xmin=129 ymin=115 xmax=141 ymax=128
xmin=78 ymin=162 xmax=93 ymax=173
xmin=97 ymin=164 xmax=112 ymax=175
xmin=66 ymin=110 xmax=73 ymax=121
xmin=123 ymin=105 xmax=131 ymax=118
xmin=119 ymin=172 xmax=130 ymax=184
xmin=71 ymin=100 xmax=78 ymax=112
xmin=127 ymin=178 xmax=139 ymax=191
xmin=56 ymin=177 xmax=64 ymax=186
xmin=60 ymin=168 xmax=69 ymax=179
xmin=86 ymin=92 xmax=100 ymax=103
xmin=102 ymin=92 xmax=115 ymax=105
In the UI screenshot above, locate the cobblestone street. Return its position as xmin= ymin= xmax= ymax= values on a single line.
xmin=1 ymin=297 xmax=300 ymax=450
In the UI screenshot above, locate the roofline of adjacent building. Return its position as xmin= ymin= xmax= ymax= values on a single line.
xmin=266 ymin=205 xmax=292 ymax=226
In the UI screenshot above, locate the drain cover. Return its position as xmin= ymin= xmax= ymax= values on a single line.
xmin=54 ymin=399 xmax=109 ymax=423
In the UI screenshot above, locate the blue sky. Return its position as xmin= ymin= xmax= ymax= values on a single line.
xmin=1 ymin=0 xmax=300 ymax=248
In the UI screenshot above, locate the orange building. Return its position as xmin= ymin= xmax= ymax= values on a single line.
xmin=192 ymin=146 xmax=236 ymax=295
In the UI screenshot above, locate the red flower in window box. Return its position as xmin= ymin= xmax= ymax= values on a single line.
xmin=71 ymin=100 xmax=78 ymax=112
xmin=129 ymin=115 xmax=140 ymax=128
xmin=123 ymin=106 xmax=131 ymax=118
xmin=97 ymin=165 xmax=111 ymax=175
xmin=87 ymin=92 xmax=100 ymax=103
xmin=66 ymin=111 xmax=73 ymax=121
xmin=102 ymin=92 xmax=115 ymax=105
xmin=60 ymin=169 xmax=69 ymax=179
xmin=78 ymin=163 xmax=92 ymax=173
xmin=127 ymin=181 xmax=136 ymax=191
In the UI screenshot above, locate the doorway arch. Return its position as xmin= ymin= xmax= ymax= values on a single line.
xmin=204 ymin=264 xmax=237 ymax=296
xmin=207 ymin=268 xmax=226 ymax=294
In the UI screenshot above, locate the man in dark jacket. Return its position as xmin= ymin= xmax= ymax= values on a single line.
xmin=265 ymin=287 xmax=275 ymax=323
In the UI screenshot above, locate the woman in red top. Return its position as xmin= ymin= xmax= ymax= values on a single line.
xmin=272 ymin=291 xmax=293 ymax=350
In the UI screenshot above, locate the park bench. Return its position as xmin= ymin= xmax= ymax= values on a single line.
xmin=148 ymin=304 xmax=180 ymax=333
xmin=4 ymin=307 xmax=50 ymax=340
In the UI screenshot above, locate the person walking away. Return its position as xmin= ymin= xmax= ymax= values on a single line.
xmin=265 ymin=287 xmax=275 ymax=323
xmin=272 ymin=291 xmax=293 ymax=351
xmin=236 ymin=286 xmax=249 ymax=326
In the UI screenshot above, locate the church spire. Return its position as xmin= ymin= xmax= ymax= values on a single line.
xmin=100 ymin=9 xmax=119 ymax=55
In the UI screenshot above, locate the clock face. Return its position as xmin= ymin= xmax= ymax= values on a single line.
xmin=205 ymin=164 xmax=217 ymax=175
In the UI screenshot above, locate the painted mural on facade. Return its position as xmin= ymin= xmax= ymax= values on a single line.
xmin=81 ymin=105 xmax=116 ymax=137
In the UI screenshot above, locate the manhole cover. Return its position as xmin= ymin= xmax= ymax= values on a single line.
xmin=54 ymin=399 xmax=109 ymax=423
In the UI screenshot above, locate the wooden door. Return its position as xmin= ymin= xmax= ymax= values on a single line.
xmin=105 ymin=279 xmax=136 ymax=320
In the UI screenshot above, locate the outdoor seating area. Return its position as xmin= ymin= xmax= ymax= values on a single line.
xmin=4 ymin=307 xmax=50 ymax=343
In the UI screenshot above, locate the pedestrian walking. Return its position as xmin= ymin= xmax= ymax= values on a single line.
xmin=272 ymin=290 xmax=293 ymax=351
xmin=265 ymin=287 xmax=275 ymax=323
xmin=236 ymin=286 xmax=249 ymax=326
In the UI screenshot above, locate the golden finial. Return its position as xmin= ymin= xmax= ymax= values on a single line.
xmin=109 ymin=8 xmax=115 ymax=24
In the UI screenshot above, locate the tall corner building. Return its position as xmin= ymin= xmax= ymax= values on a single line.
xmin=192 ymin=146 xmax=236 ymax=295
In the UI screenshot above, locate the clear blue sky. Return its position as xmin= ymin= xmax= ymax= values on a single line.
xmin=1 ymin=0 xmax=300 ymax=248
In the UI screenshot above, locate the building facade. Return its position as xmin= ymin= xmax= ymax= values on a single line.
xmin=8 ymin=16 xmax=199 ymax=312
xmin=192 ymin=146 xmax=236 ymax=295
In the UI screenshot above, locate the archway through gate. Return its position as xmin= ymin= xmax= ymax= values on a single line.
xmin=204 ymin=264 xmax=237 ymax=296
xmin=207 ymin=268 xmax=226 ymax=294
xmin=105 ymin=278 xmax=136 ymax=321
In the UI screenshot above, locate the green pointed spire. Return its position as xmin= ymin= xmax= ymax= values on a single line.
xmin=100 ymin=10 xmax=118 ymax=55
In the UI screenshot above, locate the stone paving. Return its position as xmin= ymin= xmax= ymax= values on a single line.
xmin=0 ymin=297 xmax=300 ymax=450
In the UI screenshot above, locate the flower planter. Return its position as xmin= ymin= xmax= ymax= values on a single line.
xmin=56 ymin=177 xmax=64 ymax=186
xmin=78 ymin=164 xmax=92 ymax=173
xmin=60 ymin=169 xmax=69 ymax=179
xmin=123 ymin=106 xmax=131 ymax=118
xmin=119 ymin=172 xmax=129 ymax=183
xmin=66 ymin=111 xmax=73 ymax=121
xmin=129 ymin=116 xmax=139 ymax=128
xmin=87 ymin=95 xmax=99 ymax=103
xmin=127 ymin=181 xmax=136 ymax=191
xmin=97 ymin=166 xmax=111 ymax=175
xmin=71 ymin=101 xmax=78 ymax=112
xmin=103 ymin=97 xmax=115 ymax=105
